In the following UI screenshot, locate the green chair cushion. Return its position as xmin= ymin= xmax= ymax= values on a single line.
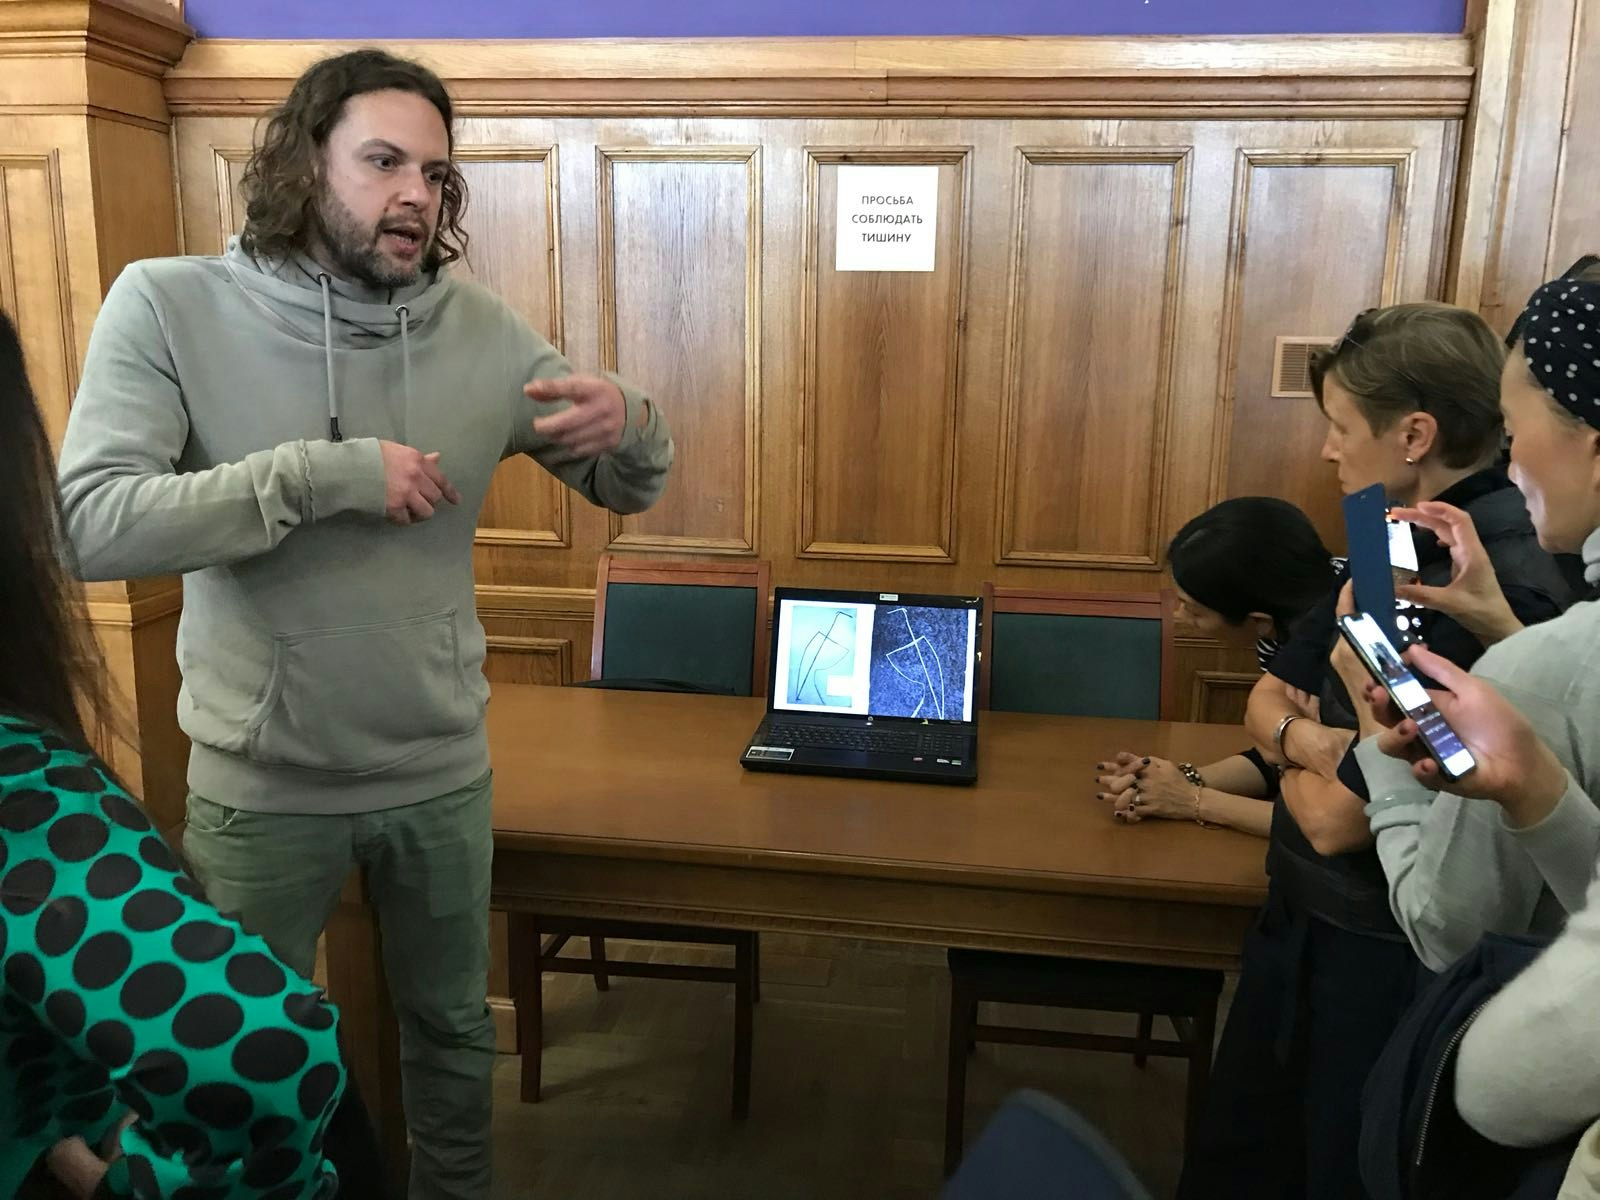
xmin=599 ymin=582 xmax=760 ymax=697
xmin=989 ymin=612 xmax=1161 ymax=719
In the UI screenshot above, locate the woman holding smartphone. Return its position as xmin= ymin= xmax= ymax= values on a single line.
xmin=1335 ymin=265 xmax=1600 ymax=1157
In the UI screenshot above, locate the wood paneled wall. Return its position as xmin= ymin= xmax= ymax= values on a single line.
xmin=160 ymin=39 xmax=1469 ymax=718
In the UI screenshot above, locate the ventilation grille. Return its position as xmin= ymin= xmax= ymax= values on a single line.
xmin=1271 ymin=335 xmax=1338 ymax=398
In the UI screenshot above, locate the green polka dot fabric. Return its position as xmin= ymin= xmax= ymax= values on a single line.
xmin=0 ymin=716 xmax=345 ymax=1198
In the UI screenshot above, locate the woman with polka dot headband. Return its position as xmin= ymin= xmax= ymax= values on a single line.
xmin=1335 ymin=263 xmax=1600 ymax=1167
xmin=0 ymin=309 xmax=356 ymax=1198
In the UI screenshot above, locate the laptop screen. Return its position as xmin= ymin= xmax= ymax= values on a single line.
xmin=771 ymin=592 xmax=979 ymax=723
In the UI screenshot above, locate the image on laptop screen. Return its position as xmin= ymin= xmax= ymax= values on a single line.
xmin=772 ymin=596 xmax=978 ymax=722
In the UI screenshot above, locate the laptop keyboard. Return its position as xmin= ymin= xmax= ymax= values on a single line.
xmin=766 ymin=723 xmax=969 ymax=758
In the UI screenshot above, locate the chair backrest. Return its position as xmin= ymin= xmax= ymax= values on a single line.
xmin=941 ymin=1089 xmax=1154 ymax=1200
xmin=589 ymin=554 xmax=772 ymax=697
xmin=978 ymin=585 xmax=1176 ymax=720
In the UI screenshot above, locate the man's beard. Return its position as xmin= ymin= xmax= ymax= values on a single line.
xmin=313 ymin=184 xmax=437 ymax=290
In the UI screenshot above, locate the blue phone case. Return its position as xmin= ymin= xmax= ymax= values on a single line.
xmin=1341 ymin=483 xmax=1407 ymax=647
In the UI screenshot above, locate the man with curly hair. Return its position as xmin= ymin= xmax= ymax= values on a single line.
xmin=55 ymin=49 xmax=674 ymax=1199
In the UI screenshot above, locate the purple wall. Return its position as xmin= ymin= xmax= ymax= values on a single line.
xmin=184 ymin=0 xmax=1466 ymax=40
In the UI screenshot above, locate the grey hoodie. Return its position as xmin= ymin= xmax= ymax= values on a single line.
xmin=57 ymin=238 xmax=673 ymax=814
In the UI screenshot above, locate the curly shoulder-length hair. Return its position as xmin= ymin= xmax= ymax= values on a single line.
xmin=238 ymin=49 xmax=470 ymax=266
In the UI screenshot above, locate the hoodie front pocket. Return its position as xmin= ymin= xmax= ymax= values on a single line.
xmin=247 ymin=609 xmax=478 ymax=776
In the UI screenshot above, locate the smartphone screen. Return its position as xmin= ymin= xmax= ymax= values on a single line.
xmin=1387 ymin=518 xmax=1423 ymax=643
xmin=1387 ymin=518 xmax=1418 ymax=572
xmin=1338 ymin=612 xmax=1476 ymax=780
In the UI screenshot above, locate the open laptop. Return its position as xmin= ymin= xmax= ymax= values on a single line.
xmin=740 ymin=587 xmax=981 ymax=785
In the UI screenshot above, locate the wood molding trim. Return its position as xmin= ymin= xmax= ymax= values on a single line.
xmin=475 ymin=584 xmax=596 ymax=621
xmin=484 ymin=634 xmax=575 ymax=686
xmin=83 ymin=581 xmax=183 ymax=628
xmin=1188 ymin=669 xmax=1260 ymax=724
xmin=0 ymin=0 xmax=192 ymax=70
xmin=163 ymin=36 xmax=1475 ymax=119
xmin=0 ymin=0 xmax=192 ymax=127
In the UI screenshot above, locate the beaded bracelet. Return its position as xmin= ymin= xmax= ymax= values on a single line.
xmin=1176 ymin=761 xmax=1217 ymax=828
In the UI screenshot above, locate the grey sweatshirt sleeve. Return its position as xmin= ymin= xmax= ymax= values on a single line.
xmin=1356 ymin=658 xmax=1599 ymax=972
xmin=506 ymin=324 xmax=673 ymax=514
xmin=1359 ymin=738 xmax=1549 ymax=972
xmin=1456 ymin=863 xmax=1600 ymax=1147
xmin=57 ymin=267 xmax=388 ymax=581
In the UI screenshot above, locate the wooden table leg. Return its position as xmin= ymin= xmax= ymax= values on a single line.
xmin=325 ymin=872 xmax=409 ymax=1182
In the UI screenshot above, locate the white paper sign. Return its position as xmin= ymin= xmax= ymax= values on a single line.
xmin=835 ymin=165 xmax=939 ymax=272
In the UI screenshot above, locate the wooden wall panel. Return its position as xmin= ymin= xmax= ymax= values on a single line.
xmin=1219 ymin=152 xmax=1415 ymax=549
xmin=0 ymin=152 xmax=75 ymax=450
xmin=210 ymin=147 xmax=248 ymax=250
xmin=799 ymin=149 xmax=966 ymax=562
xmin=599 ymin=147 xmax=760 ymax=555
xmin=1172 ymin=635 xmax=1261 ymax=723
xmin=170 ymin=120 xmax=247 ymax=253
xmin=477 ymin=586 xmax=595 ymax=684
xmin=453 ymin=148 xmax=570 ymax=551
xmin=1548 ymin=0 xmax=1600 ymax=273
xmin=997 ymin=149 xmax=1189 ymax=568
xmin=88 ymin=120 xmax=181 ymax=290
xmin=481 ymin=634 xmax=575 ymax=687
xmin=1447 ymin=0 xmax=1599 ymax=331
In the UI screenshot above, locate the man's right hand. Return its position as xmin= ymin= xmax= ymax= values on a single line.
xmin=379 ymin=440 xmax=461 ymax=524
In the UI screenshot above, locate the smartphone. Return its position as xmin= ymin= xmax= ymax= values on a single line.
xmin=1386 ymin=515 xmax=1425 ymax=643
xmin=1342 ymin=483 xmax=1421 ymax=648
xmin=1337 ymin=611 xmax=1476 ymax=780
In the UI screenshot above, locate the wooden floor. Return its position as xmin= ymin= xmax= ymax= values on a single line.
xmin=487 ymin=934 xmax=1230 ymax=1199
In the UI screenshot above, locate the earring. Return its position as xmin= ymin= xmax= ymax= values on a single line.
xmin=1405 ymin=456 xmax=1416 ymax=466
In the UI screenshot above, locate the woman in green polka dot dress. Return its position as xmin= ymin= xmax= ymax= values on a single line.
xmin=1 ymin=308 xmax=347 ymax=1198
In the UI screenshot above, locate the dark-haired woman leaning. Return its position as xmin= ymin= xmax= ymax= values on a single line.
xmin=1096 ymin=496 xmax=1338 ymax=836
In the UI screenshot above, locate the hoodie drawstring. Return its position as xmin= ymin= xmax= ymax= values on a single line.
xmin=318 ymin=272 xmax=340 ymax=442
xmin=396 ymin=304 xmax=412 ymax=409
xmin=315 ymin=277 xmax=414 ymax=442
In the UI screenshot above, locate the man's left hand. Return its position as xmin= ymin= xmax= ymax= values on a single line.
xmin=526 ymin=374 xmax=627 ymax=458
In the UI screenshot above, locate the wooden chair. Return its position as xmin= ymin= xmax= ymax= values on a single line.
xmin=945 ymin=585 xmax=1223 ymax=1174
xmin=584 ymin=553 xmax=772 ymax=697
xmin=976 ymin=585 xmax=1178 ymax=719
xmin=507 ymin=553 xmax=771 ymax=1121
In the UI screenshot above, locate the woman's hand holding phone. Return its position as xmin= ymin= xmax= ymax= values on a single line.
xmin=1388 ymin=502 xmax=1523 ymax=646
xmin=1375 ymin=643 xmax=1568 ymax=826
xmin=1333 ymin=582 xmax=1403 ymax=739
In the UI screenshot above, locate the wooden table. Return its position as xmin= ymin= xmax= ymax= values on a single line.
xmin=326 ymin=685 xmax=1270 ymax=1168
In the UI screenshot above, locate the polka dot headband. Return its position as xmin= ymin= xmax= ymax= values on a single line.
xmin=1520 ymin=278 xmax=1600 ymax=430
